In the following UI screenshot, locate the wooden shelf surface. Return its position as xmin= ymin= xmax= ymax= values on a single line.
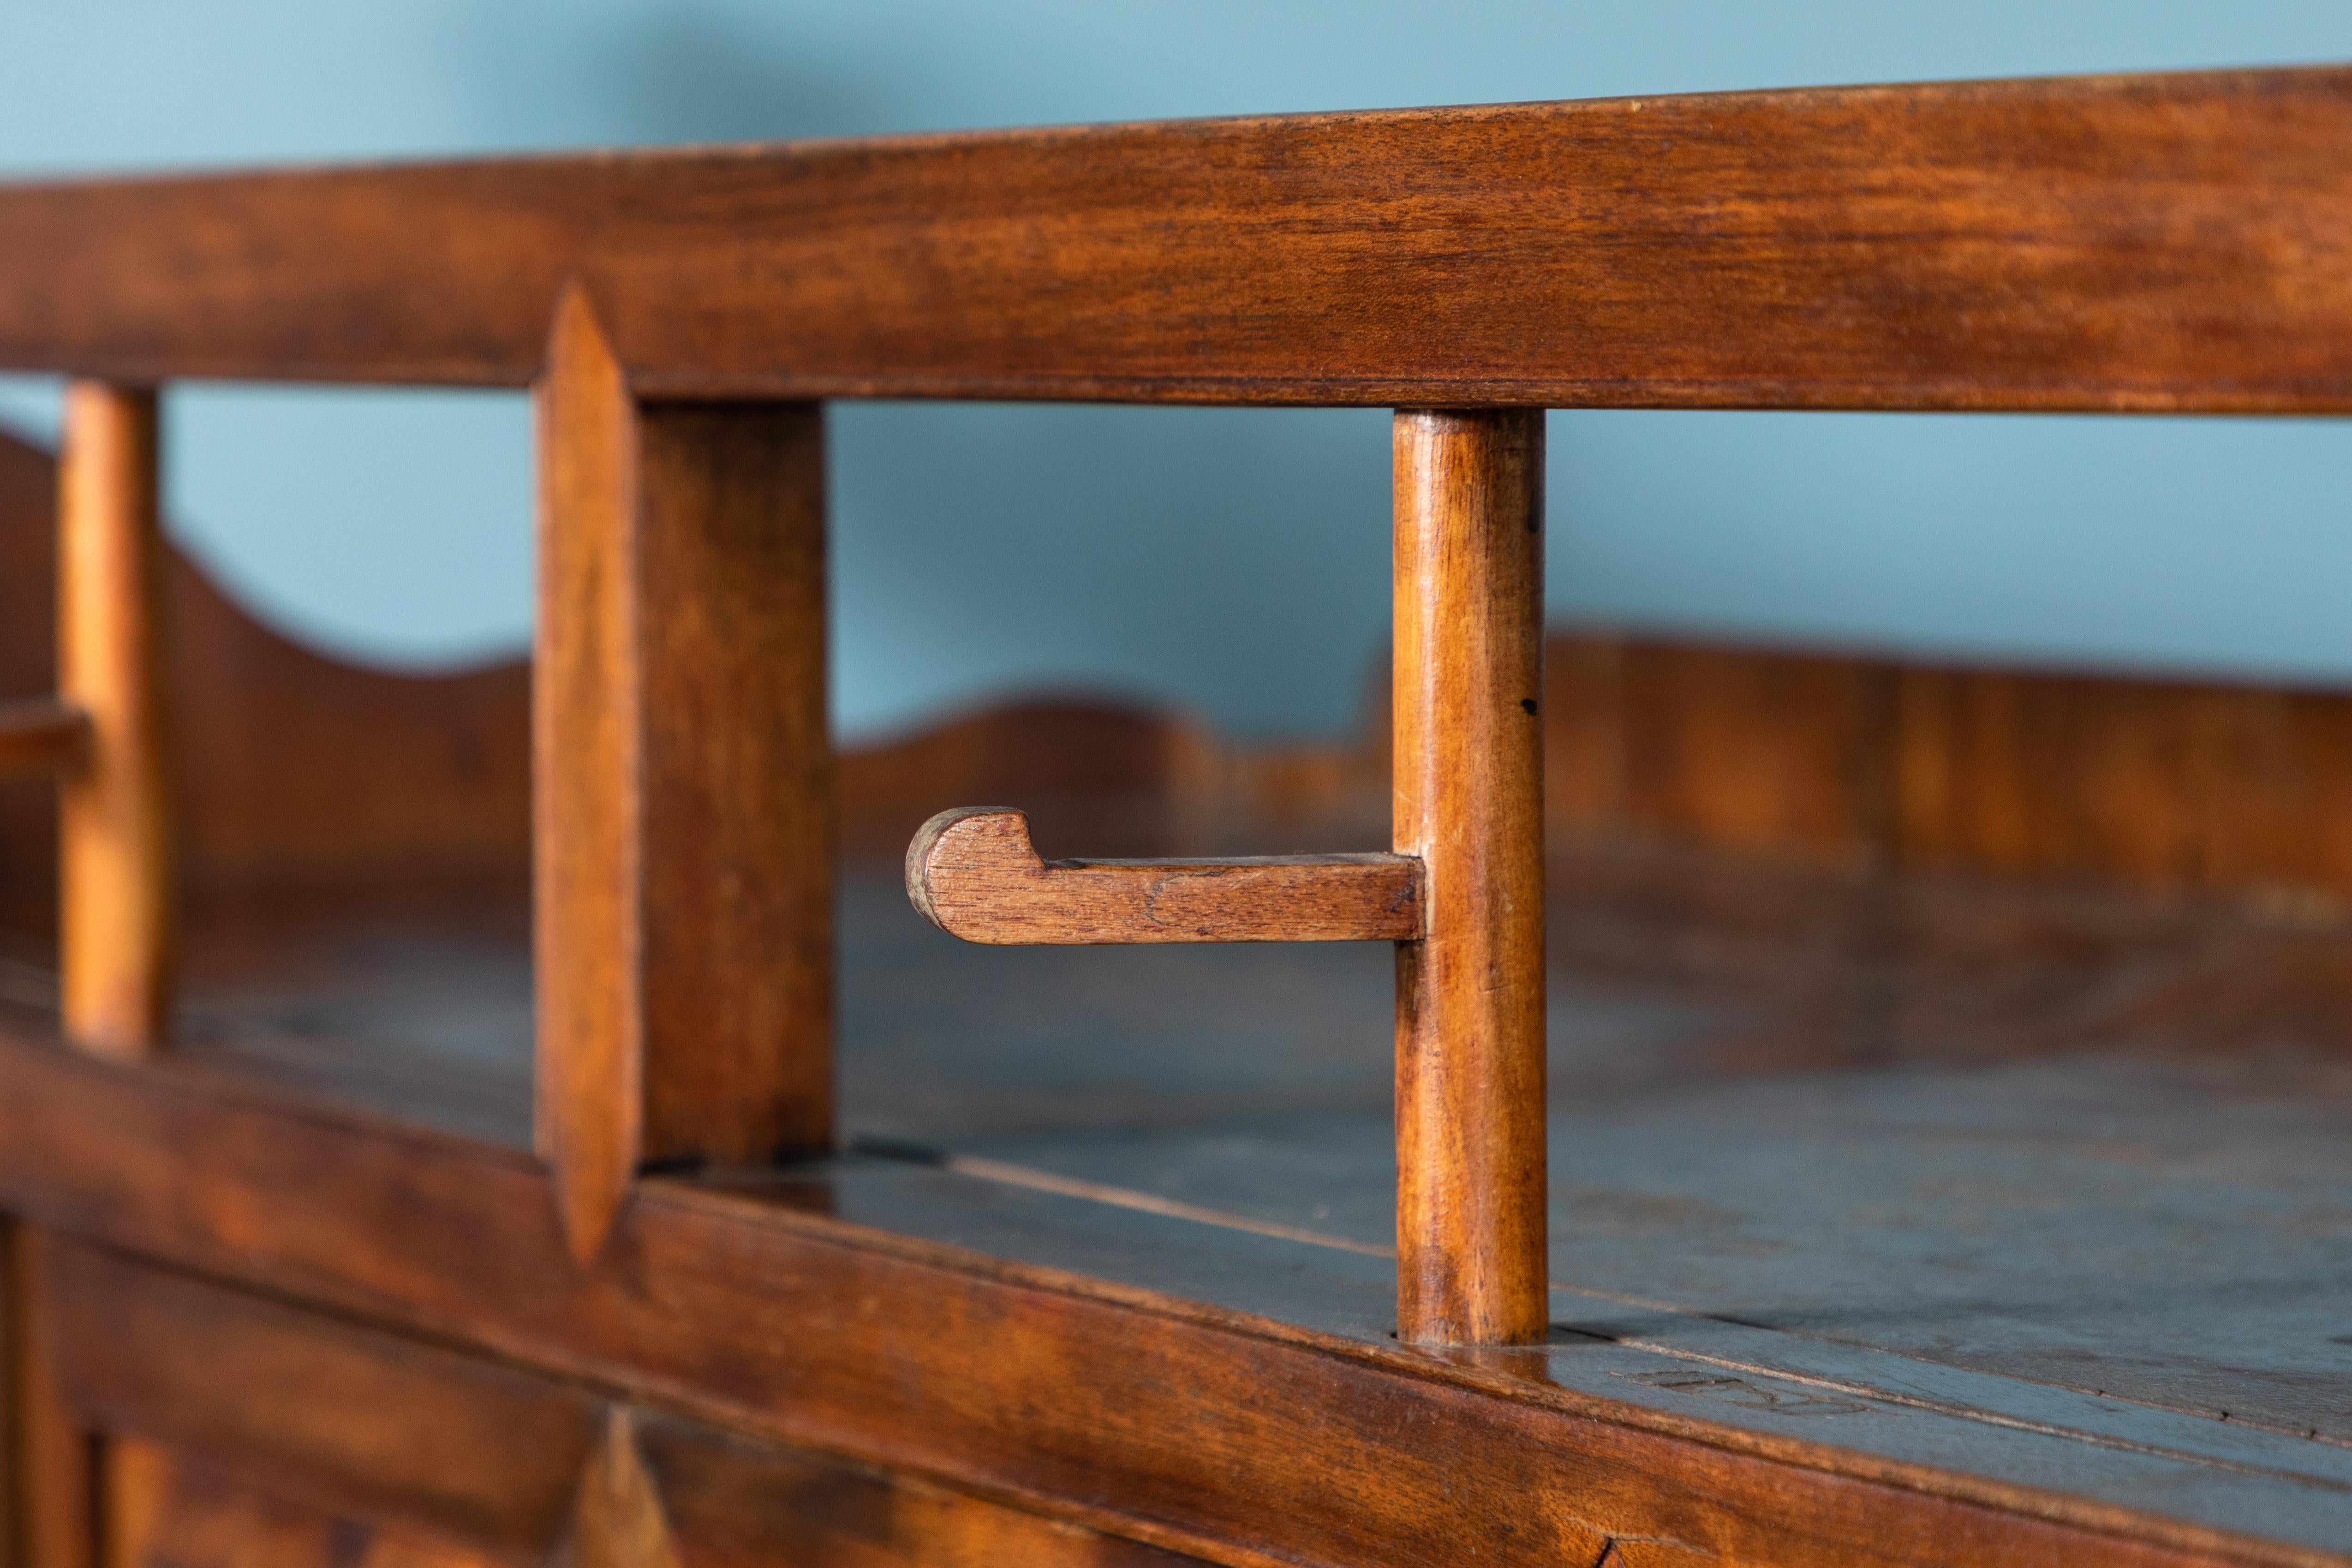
xmin=8 ymin=840 xmax=2335 ymax=1561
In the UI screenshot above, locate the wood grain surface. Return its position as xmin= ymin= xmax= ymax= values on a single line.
xmin=55 ymin=382 xmax=170 ymax=1060
xmin=534 ymin=288 xmax=832 ymax=1264
xmin=104 ymin=1439 xmax=506 ymax=1568
xmin=18 ymin=847 xmax=2352 ymax=1555
xmin=0 ymin=70 xmax=2347 ymax=409
xmin=907 ymin=806 xmax=1421 ymax=943
xmin=12 ymin=1227 xmax=93 ymax=1568
xmin=0 ymin=1033 xmax=2320 ymax=1568
xmin=8 ymin=60 xmax=2352 ymax=1568
xmin=1392 ymin=410 xmax=1548 ymax=1346
xmin=40 ymin=1238 xmax=1209 ymax=1568
xmin=0 ymin=702 xmax=86 ymax=778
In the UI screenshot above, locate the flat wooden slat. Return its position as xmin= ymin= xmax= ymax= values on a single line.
xmin=57 ymin=382 xmax=170 ymax=1060
xmin=0 ymin=70 xmax=2348 ymax=410
xmin=45 ymin=1239 xmax=598 ymax=1561
xmin=534 ymin=288 xmax=832 ymax=1265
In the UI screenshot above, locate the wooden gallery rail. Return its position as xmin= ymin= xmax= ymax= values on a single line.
xmin=0 ymin=65 xmax=2348 ymax=1568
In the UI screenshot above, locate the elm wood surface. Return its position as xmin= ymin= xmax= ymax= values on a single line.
xmin=1391 ymin=410 xmax=1547 ymax=1346
xmin=106 ymin=1441 xmax=502 ymax=1568
xmin=52 ymin=1215 xmax=2352 ymax=1568
xmin=534 ymin=290 xmax=831 ymax=1263
xmin=906 ymin=807 xmax=1421 ymax=944
xmin=17 ymin=449 xmax=2352 ymax=1561
xmin=0 ymin=704 xmax=84 ymax=778
xmin=23 ymin=855 xmax=2352 ymax=1556
xmin=0 ymin=1032 xmax=2340 ymax=1567
xmin=12 ymin=1228 xmax=91 ymax=1568
xmin=3 ymin=71 xmax=2352 ymax=411
xmin=42 ymin=1240 xmax=1210 ymax=1568
xmin=55 ymin=384 xmax=171 ymax=1060
xmin=152 ymin=841 xmax=2352 ymax=1142
xmin=1540 ymin=638 xmax=2352 ymax=898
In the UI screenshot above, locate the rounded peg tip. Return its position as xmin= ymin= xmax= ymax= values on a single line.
xmin=905 ymin=808 xmax=1037 ymax=934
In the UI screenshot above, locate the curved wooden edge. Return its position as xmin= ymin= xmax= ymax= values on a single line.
xmin=907 ymin=806 xmax=1422 ymax=945
xmin=0 ymin=698 xmax=89 ymax=777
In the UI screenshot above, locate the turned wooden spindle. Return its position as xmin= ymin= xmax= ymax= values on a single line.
xmin=907 ymin=807 xmax=1422 ymax=945
xmin=58 ymin=382 xmax=173 ymax=1061
xmin=1392 ymin=408 xmax=1547 ymax=1347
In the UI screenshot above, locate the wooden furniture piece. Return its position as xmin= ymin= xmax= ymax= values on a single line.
xmin=0 ymin=64 xmax=2350 ymax=1568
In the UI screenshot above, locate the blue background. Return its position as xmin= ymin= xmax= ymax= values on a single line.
xmin=1 ymin=1 xmax=2346 ymax=740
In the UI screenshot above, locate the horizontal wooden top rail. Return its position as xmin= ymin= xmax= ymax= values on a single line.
xmin=2 ymin=68 xmax=2349 ymax=410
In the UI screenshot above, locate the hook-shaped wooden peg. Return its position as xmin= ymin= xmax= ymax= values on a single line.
xmin=907 ymin=807 xmax=1423 ymax=945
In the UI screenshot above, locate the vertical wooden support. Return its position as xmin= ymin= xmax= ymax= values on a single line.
xmin=1391 ymin=409 xmax=1548 ymax=1347
xmin=9 ymin=1229 xmax=92 ymax=1568
xmin=57 ymin=383 xmax=171 ymax=1060
xmin=0 ymin=1217 xmax=15 ymax=1568
xmin=536 ymin=287 xmax=833 ymax=1264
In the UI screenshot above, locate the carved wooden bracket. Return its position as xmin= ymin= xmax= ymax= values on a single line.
xmin=906 ymin=807 xmax=1422 ymax=945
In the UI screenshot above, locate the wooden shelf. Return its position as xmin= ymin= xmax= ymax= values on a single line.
xmin=15 ymin=839 xmax=2328 ymax=1561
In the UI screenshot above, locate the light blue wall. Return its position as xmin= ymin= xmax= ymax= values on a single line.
xmin=2 ymin=1 xmax=2347 ymax=739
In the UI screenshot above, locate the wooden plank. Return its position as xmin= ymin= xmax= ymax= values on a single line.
xmin=535 ymin=288 xmax=832 ymax=1264
xmin=8 ymin=1231 xmax=90 ymax=1568
xmin=1544 ymin=639 xmax=1889 ymax=870
xmin=102 ymin=1438 xmax=504 ymax=1568
xmin=56 ymin=383 xmax=170 ymax=1060
xmin=41 ymin=1242 xmax=1206 ymax=1568
xmin=0 ymin=1035 xmax=2310 ymax=1568
xmin=0 ymin=704 xmax=86 ymax=780
xmin=638 ymin=1406 xmax=1212 ymax=1568
xmin=45 ymin=1240 xmax=597 ymax=1560
xmin=0 ymin=70 xmax=2347 ymax=410
xmin=1391 ymin=410 xmax=1547 ymax=1347
xmin=0 ymin=1218 xmax=12 ymax=1568
xmin=631 ymin=392 xmax=832 ymax=1179
xmin=906 ymin=807 xmax=1421 ymax=943
xmin=1536 ymin=631 xmax=2352 ymax=901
